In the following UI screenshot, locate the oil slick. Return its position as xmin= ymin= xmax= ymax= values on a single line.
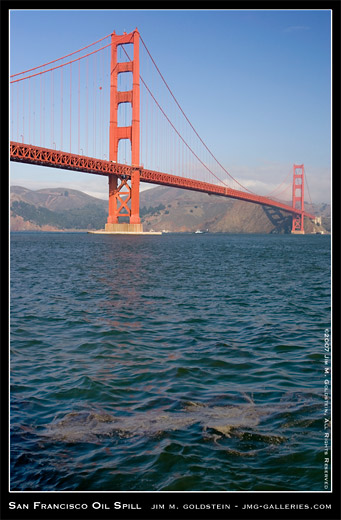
xmin=40 ymin=396 xmax=287 ymax=444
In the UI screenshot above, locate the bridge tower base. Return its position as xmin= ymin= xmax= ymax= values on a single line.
xmin=105 ymin=223 xmax=144 ymax=233
xmin=291 ymin=164 xmax=305 ymax=234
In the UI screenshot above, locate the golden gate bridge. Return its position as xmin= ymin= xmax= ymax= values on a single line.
xmin=10 ymin=29 xmax=316 ymax=234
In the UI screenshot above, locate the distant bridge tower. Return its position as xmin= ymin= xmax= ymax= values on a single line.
xmin=291 ymin=164 xmax=305 ymax=234
xmin=105 ymin=29 xmax=143 ymax=233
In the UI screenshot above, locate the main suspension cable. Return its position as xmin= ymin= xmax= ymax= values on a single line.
xmin=121 ymin=41 xmax=231 ymax=188
xmin=263 ymin=169 xmax=291 ymax=198
xmin=10 ymin=42 xmax=112 ymax=84
xmin=304 ymin=171 xmax=313 ymax=206
xmin=140 ymin=34 xmax=255 ymax=193
xmin=10 ymin=33 xmax=111 ymax=78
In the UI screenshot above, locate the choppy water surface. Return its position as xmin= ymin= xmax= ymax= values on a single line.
xmin=10 ymin=232 xmax=331 ymax=491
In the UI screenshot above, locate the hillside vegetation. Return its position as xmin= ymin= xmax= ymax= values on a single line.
xmin=10 ymin=185 xmax=330 ymax=234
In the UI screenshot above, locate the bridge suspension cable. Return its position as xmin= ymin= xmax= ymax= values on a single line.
xmin=139 ymin=34 xmax=296 ymax=201
xmin=139 ymin=74 xmax=231 ymax=188
xmin=10 ymin=33 xmax=112 ymax=79
xmin=10 ymin=30 xmax=312 ymax=210
xmin=139 ymin=34 xmax=256 ymax=194
xmin=121 ymin=39 xmax=237 ymax=189
xmin=304 ymin=171 xmax=313 ymax=206
xmin=262 ymin=170 xmax=292 ymax=198
xmin=10 ymin=35 xmax=111 ymax=160
xmin=10 ymin=42 xmax=112 ymax=84
xmin=116 ymin=39 xmax=228 ymax=187
xmin=263 ymin=168 xmax=313 ymax=207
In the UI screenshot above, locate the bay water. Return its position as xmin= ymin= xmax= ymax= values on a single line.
xmin=10 ymin=232 xmax=331 ymax=491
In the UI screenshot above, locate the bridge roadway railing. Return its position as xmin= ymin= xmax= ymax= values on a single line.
xmin=10 ymin=142 xmax=315 ymax=220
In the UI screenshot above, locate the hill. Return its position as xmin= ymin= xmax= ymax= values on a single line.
xmin=140 ymin=186 xmax=330 ymax=234
xmin=10 ymin=185 xmax=330 ymax=233
xmin=10 ymin=186 xmax=108 ymax=231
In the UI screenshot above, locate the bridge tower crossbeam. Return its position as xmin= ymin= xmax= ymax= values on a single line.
xmin=105 ymin=29 xmax=143 ymax=233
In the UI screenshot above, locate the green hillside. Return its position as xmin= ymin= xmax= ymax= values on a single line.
xmin=11 ymin=200 xmax=108 ymax=230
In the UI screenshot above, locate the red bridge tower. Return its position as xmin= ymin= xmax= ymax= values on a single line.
xmin=291 ymin=164 xmax=305 ymax=234
xmin=105 ymin=29 xmax=143 ymax=233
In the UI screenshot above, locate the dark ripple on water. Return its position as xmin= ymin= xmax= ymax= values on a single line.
xmin=10 ymin=233 xmax=331 ymax=491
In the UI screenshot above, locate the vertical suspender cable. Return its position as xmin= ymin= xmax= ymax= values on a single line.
xmin=40 ymin=75 xmax=42 ymax=146
xmin=78 ymin=59 xmax=80 ymax=154
xmin=61 ymin=66 xmax=63 ymax=151
xmin=11 ymin=84 xmax=13 ymax=141
xmin=101 ymin=48 xmax=104 ymax=159
xmin=70 ymin=63 xmax=72 ymax=152
xmin=86 ymin=57 xmax=88 ymax=156
xmin=94 ymin=53 xmax=97 ymax=156
xmin=28 ymin=78 xmax=31 ymax=144
xmin=151 ymin=69 xmax=153 ymax=169
xmin=156 ymin=84 xmax=158 ymax=170
xmin=33 ymin=77 xmax=35 ymax=145
xmin=22 ymin=79 xmax=25 ymax=142
xmin=42 ymin=71 xmax=45 ymax=147
xmin=100 ymin=85 xmax=102 ymax=159
xmin=17 ymin=83 xmax=19 ymax=141
xmin=99 ymin=55 xmax=102 ymax=159
xmin=145 ymin=74 xmax=147 ymax=167
xmin=51 ymin=71 xmax=54 ymax=148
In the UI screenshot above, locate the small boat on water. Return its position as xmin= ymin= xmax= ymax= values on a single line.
xmin=195 ymin=230 xmax=203 ymax=234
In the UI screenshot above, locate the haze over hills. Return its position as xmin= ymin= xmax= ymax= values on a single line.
xmin=10 ymin=185 xmax=330 ymax=234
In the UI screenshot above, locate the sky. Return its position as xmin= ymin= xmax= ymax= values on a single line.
xmin=9 ymin=9 xmax=332 ymax=204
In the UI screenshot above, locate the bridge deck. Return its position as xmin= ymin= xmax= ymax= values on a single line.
xmin=10 ymin=142 xmax=315 ymax=220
